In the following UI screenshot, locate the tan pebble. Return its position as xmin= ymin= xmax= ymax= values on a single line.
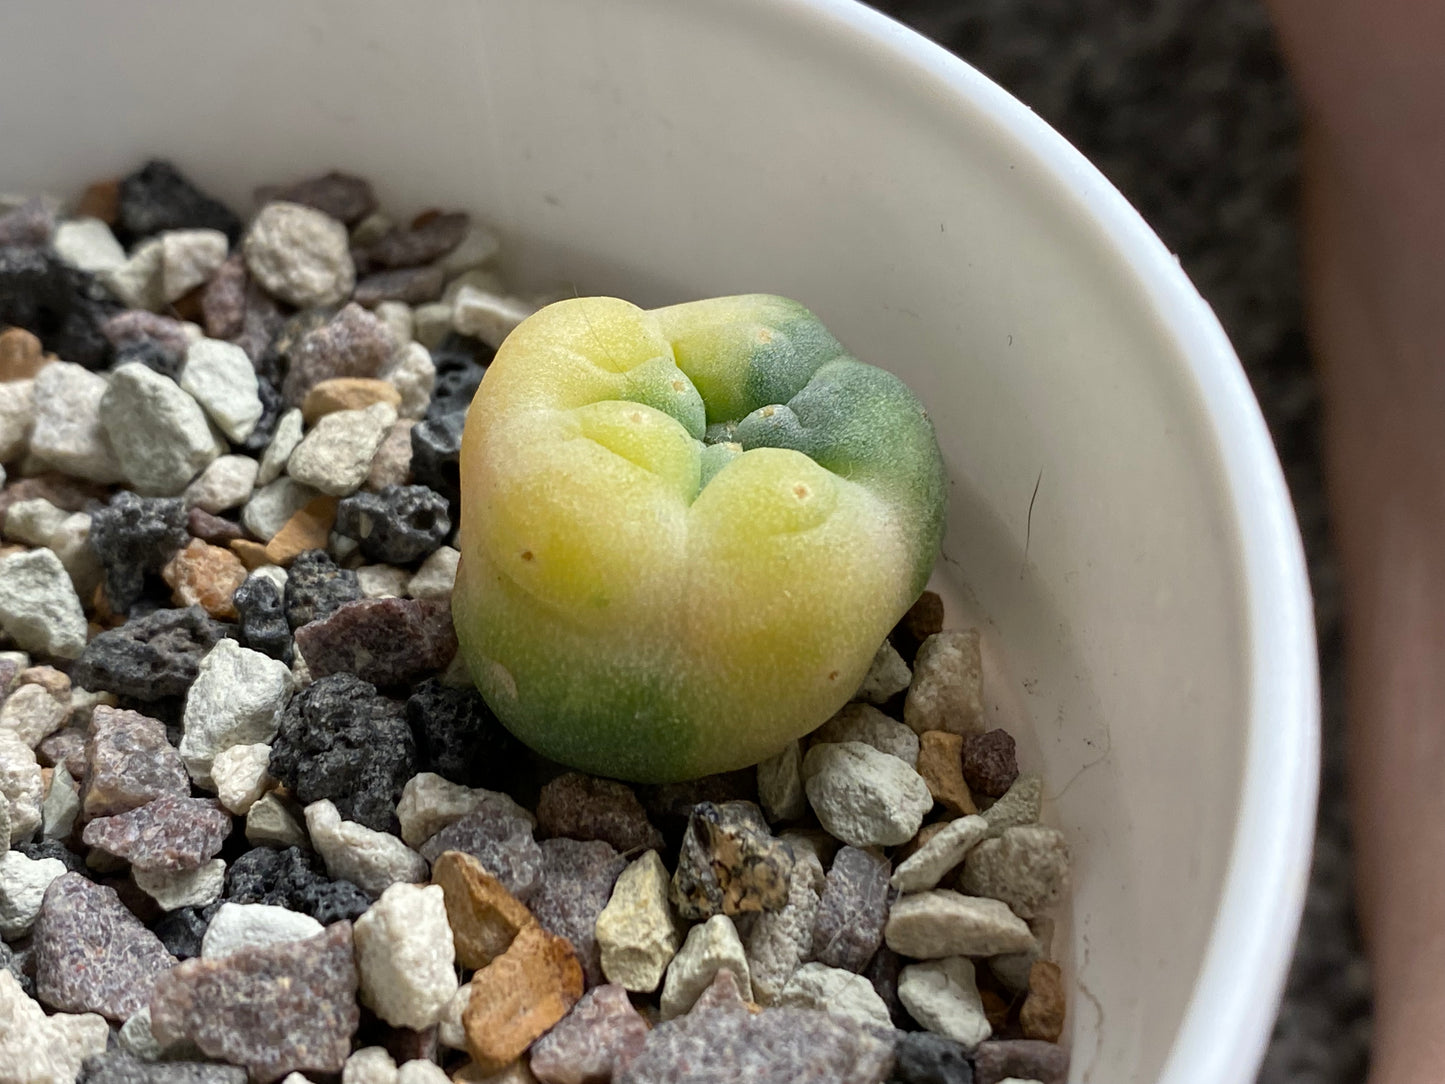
xmin=75 ymin=178 xmax=121 ymax=224
xmin=302 ymin=378 xmax=403 ymax=425
xmin=916 ymin=730 xmax=976 ymax=815
xmin=366 ymin=419 xmax=416 ymax=491
xmin=230 ymin=538 xmax=273 ymax=570
xmin=161 ymin=538 xmax=247 ymax=619
xmin=463 ymin=923 xmax=583 ymax=1074
xmin=432 ymin=850 xmax=537 ymax=969
xmin=1019 ymin=959 xmax=1065 ymax=1042
xmin=0 ymin=327 xmax=49 ymax=382
xmin=0 ymin=543 xmax=26 ymax=560
xmin=264 ymin=495 xmax=340 ymax=566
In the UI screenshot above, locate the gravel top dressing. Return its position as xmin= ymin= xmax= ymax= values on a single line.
xmin=0 ymin=163 xmax=1071 ymax=1084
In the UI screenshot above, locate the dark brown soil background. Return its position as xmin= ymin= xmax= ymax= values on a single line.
xmin=869 ymin=1 xmax=1368 ymax=1080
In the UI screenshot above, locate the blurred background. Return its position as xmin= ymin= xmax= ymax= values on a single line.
xmin=869 ymin=2 xmax=1369 ymax=1081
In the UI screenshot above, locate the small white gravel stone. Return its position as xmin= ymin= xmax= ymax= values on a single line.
xmin=813 ymin=703 xmax=920 ymax=766
xmin=801 ymin=740 xmax=932 ymax=848
xmin=981 ymin=775 xmax=1044 ymax=838
xmin=450 ymin=286 xmax=534 ymax=348
xmin=412 ymin=302 xmax=453 ymax=348
xmin=438 ymin=983 xmax=471 ymax=1049
xmin=201 ymin=901 xmax=325 ymax=958
xmin=249 ymin=563 xmax=289 ymax=593
xmin=0 ymin=681 xmax=69 ymax=747
xmin=380 ymin=341 xmax=435 ymax=419
xmin=884 ymin=890 xmax=1035 ymax=959
xmin=52 ymin=217 xmax=127 ymax=274
xmin=959 ymin=825 xmax=1070 ymax=919
xmin=244 ymin=201 xmax=356 ymax=308
xmin=756 ymin=739 xmax=806 ymax=823
xmin=904 ymin=630 xmax=985 ymax=737
xmin=899 ymin=956 xmax=992 ymax=1050
xmin=211 ymin=742 xmax=272 ymax=814
xmin=596 ymin=849 xmax=682 ymax=994
xmin=3 ymin=499 xmax=101 ymax=597
xmin=395 ymin=772 xmax=533 ymax=848
xmin=343 ymin=1046 xmax=400 ymax=1084
xmin=854 ymin=640 xmax=912 ymax=704
xmin=357 ymin=564 xmax=410 ymax=599
xmin=891 ymin=815 xmax=990 ymax=893
xmin=406 ymin=546 xmax=459 ymax=601
xmin=436 ymin=223 xmax=501 ymax=276
xmin=0 ymin=378 xmax=33 ymax=462
xmin=29 ymin=362 xmax=124 ymax=483
xmin=134 ymin=858 xmax=226 ymax=911
xmin=0 ymin=849 xmax=66 ymax=937
xmin=180 ymin=638 xmax=294 ymax=787
xmin=184 ymin=454 xmax=260 ymax=514
xmin=243 ymin=475 xmax=321 ymax=541
xmin=257 ymin=407 xmax=305 ymax=486
xmin=373 ymin=301 xmax=414 ymax=346
xmin=245 ymin=791 xmax=308 ymax=849
xmin=0 ymin=548 xmax=88 ymax=659
xmin=354 ymin=882 xmax=458 ymax=1029
xmin=776 ymin=962 xmax=893 ymax=1030
xmin=160 ymin=228 xmax=229 ymax=303
xmin=0 ymin=728 xmax=43 ymax=845
xmin=119 ymin=1005 xmax=198 ymax=1062
xmin=658 ymin=914 xmax=751 ymax=1019
xmin=397 ymin=1062 xmax=449 ymax=1084
xmin=443 ymin=268 xmax=504 ymax=304
xmin=42 ymin=763 xmax=81 ymax=841
xmin=102 ymin=236 xmax=166 ymax=309
xmin=101 ymin=361 xmax=225 ymax=495
xmin=744 ymin=849 xmax=823 ymax=1005
xmin=306 ymin=799 xmax=429 ymax=896
xmin=287 ymin=402 xmax=397 ymax=496
xmin=0 ymin=970 xmax=109 ymax=1084
xmin=180 ymin=338 xmax=264 ymax=443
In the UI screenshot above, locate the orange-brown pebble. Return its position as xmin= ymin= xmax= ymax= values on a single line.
xmin=463 ymin=922 xmax=584 ymax=1074
xmin=980 ymin=986 xmax=1014 ymax=1032
xmin=263 ymin=495 xmax=339 ymax=566
xmin=301 ymin=378 xmax=402 ymax=425
xmin=915 ymin=730 xmax=977 ymax=816
xmin=229 ymin=538 xmax=272 ymax=570
xmin=74 ymin=178 xmax=121 ymax=224
xmin=432 ymin=850 xmax=537 ymax=970
xmin=161 ymin=538 xmax=248 ymax=620
xmin=0 ymin=326 xmax=49 ymax=381
xmin=1020 ymin=959 xmax=1066 ymax=1042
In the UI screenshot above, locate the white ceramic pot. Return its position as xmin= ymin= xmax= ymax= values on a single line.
xmin=0 ymin=2 xmax=1318 ymax=1080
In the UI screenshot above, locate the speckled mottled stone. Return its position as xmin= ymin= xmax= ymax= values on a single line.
xmin=670 ymin=801 xmax=794 ymax=921
xmin=529 ymin=983 xmax=650 ymax=1084
xmin=811 ymin=845 xmax=891 ymax=973
xmin=293 ymin=597 xmax=457 ymax=687
xmin=530 ymin=838 xmax=627 ymax=988
xmin=536 ymin=773 xmax=664 ymax=856
xmin=419 ymin=805 xmax=543 ymax=902
xmin=81 ymin=796 xmax=232 ymax=871
xmin=81 ymin=705 xmax=189 ymax=818
xmin=745 ymin=849 xmax=824 ymax=1006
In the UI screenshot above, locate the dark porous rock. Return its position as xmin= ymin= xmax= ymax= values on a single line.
xmin=282 ymin=302 xmax=395 ymax=406
xmin=80 ymin=704 xmax=190 ymax=819
xmin=866 ymin=945 xmax=910 ymax=1029
xmin=531 ymin=837 xmax=628 ymax=988
xmin=618 ymin=1001 xmax=895 ymax=1084
xmin=358 ymin=212 xmax=469 ymax=270
xmin=426 ymin=333 xmax=491 ymax=419
xmin=352 ymin=265 xmax=446 ymax=307
xmin=225 ymin=845 xmax=372 ymax=924
xmin=405 ymin=677 xmax=526 ymax=790
xmin=0 ymin=245 xmax=118 ymax=369
xmin=890 ymin=590 xmax=945 ymax=665
xmin=282 ymin=549 xmax=362 ymax=630
xmin=268 ymin=673 xmax=416 ymax=833
xmin=670 ymin=800 xmax=794 ymax=921
xmin=78 ymin=1051 xmax=248 ymax=1084
xmin=151 ymin=903 xmax=220 ymax=960
xmin=32 ymin=872 xmax=177 ymax=1020
xmin=236 ymin=370 xmax=284 ymax=456
xmin=889 ymin=1031 xmax=974 ymax=1084
xmin=71 ymin=605 xmax=226 ymax=701
xmin=232 ymin=574 xmax=292 ymax=661
xmin=0 ymin=196 xmax=55 ymax=246
xmin=812 ymin=845 xmax=892 ymax=973
xmin=231 ymin=283 xmax=288 ymax=376
xmin=334 ymin=484 xmax=451 ymax=564
xmin=117 ymin=159 xmax=242 ymax=242
xmin=201 ymin=252 xmax=248 ymax=340
xmin=537 ymin=772 xmax=665 ymax=856
xmin=419 ymin=805 xmax=544 ymax=901
xmin=149 ymin=921 xmax=359 ymax=1083
xmin=113 ymin=337 xmax=184 ymax=381
xmin=408 ymin=409 xmax=465 ymax=512
xmin=81 ymin=796 xmax=232 ymax=871
xmin=15 ymin=838 xmax=87 ymax=873
xmin=256 ymin=171 xmax=379 ymax=226
xmin=972 ymin=1039 xmax=1068 ymax=1084
xmin=961 ymin=730 xmax=1019 ymax=800
xmin=186 ymin=507 xmax=246 ymax=546
xmin=88 ymin=491 xmax=190 ymax=614
xmin=293 ymin=597 xmax=457 ymax=688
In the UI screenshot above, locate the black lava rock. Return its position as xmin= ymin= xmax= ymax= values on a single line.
xmin=0 ymin=245 xmax=117 ymax=369
xmin=71 ymin=605 xmax=228 ymax=701
xmin=236 ymin=373 xmax=284 ymax=456
xmin=268 ymin=674 xmax=417 ymax=833
xmin=334 ymin=485 xmax=451 ymax=565
xmin=79 ymin=1052 xmax=248 ymax=1084
xmin=409 ymin=410 xmax=465 ymax=513
xmin=117 ymin=159 xmax=242 ymax=243
xmin=89 ymin=491 xmax=189 ymax=613
xmin=150 ymin=903 xmax=221 ymax=960
xmin=406 ymin=678 xmax=526 ymax=790
xmin=14 ymin=839 xmax=87 ymax=873
xmin=889 ymin=1032 xmax=975 ymax=1084
xmin=232 ymin=575 xmax=292 ymax=662
xmin=282 ymin=550 xmax=362 ymax=631
xmin=225 ymin=845 xmax=374 ymax=922
xmin=426 ymin=333 xmax=492 ymax=419
xmin=113 ymin=337 xmax=184 ymax=381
